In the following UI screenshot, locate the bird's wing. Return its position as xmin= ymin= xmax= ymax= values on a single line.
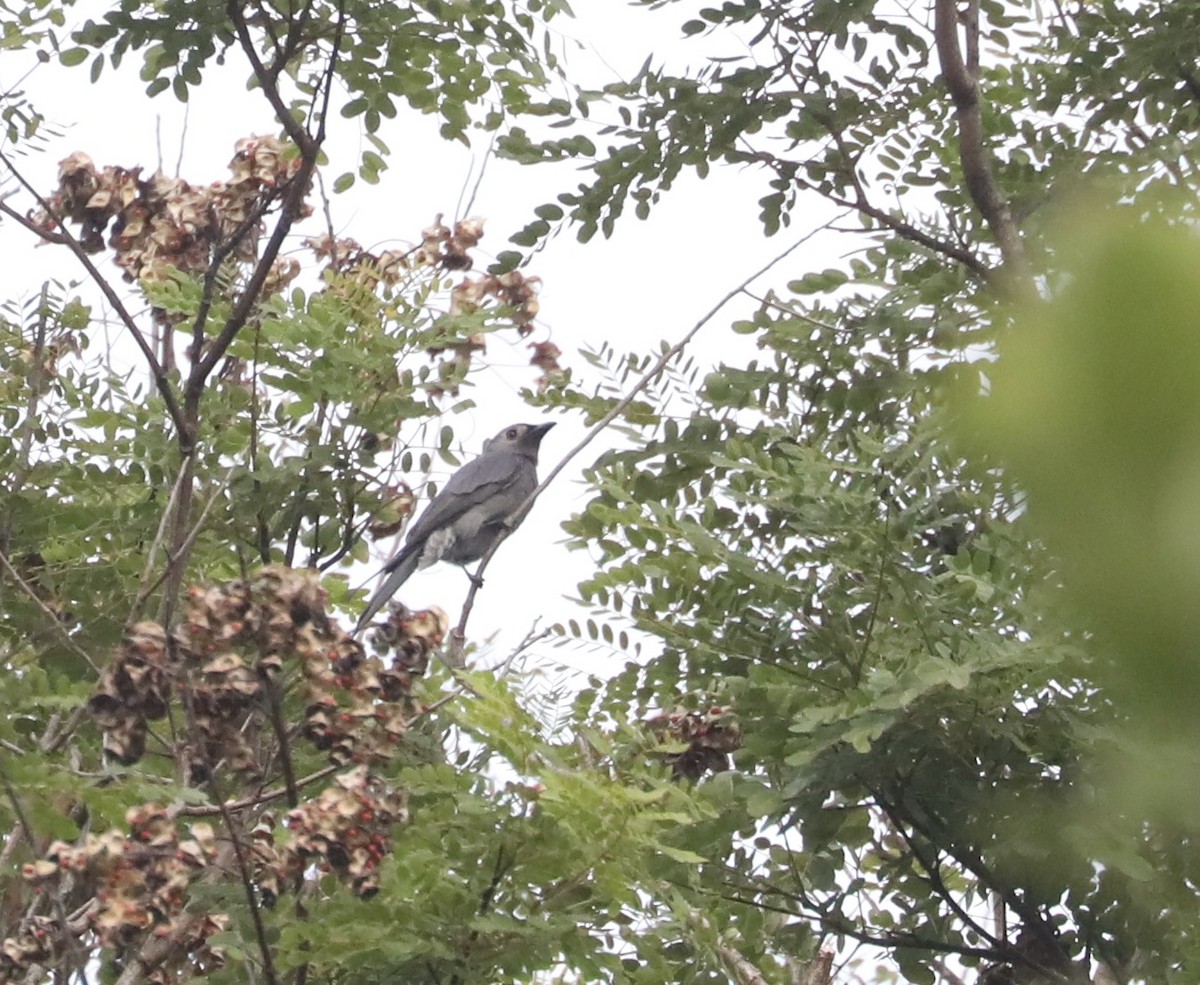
xmin=392 ymin=451 xmax=524 ymax=559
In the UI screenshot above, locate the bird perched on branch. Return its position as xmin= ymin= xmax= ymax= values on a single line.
xmin=356 ymin=422 xmax=555 ymax=633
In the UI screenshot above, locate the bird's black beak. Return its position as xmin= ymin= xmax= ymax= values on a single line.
xmin=529 ymin=422 xmax=556 ymax=442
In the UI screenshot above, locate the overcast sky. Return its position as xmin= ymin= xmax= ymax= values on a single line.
xmin=1 ymin=0 xmax=836 ymax=679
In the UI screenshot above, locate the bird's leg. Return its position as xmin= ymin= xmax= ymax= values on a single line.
xmin=459 ymin=565 xmax=485 ymax=589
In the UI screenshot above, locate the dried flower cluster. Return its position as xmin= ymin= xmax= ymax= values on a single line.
xmin=253 ymin=765 xmax=409 ymax=903
xmin=9 ymin=806 xmax=226 ymax=985
xmin=37 ymin=136 xmax=309 ymax=286
xmin=646 ymin=706 xmax=743 ymax=780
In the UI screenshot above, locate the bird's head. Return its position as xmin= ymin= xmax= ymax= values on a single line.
xmin=484 ymin=422 xmax=556 ymax=461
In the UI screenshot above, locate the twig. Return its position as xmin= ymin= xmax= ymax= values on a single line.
xmin=0 ymin=549 xmax=98 ymax=672
xmin=129 ymin=464 xmax=193 ymax=623
xmin=494 ymin=623 xmax=551 ymax=682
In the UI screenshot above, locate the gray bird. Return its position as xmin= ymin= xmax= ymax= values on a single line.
xmin=356 ymin=421 xmax=555 ymax=632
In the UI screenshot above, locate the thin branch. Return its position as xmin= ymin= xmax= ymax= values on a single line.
xmin=313 ymin=0 xmax=347 ymax=145
xmin=754 ymin=151 xmax=989 ymax=275
xmin=188 ymin=184 xmax=281 ymax=359
xmin=853 ymin=500 xmax=892 ymax=682
xmin=155 ymin=463 xmax=236 ymax=628
xmin=7 ymin=282 xmax=50 ymax=502
xmin=175 ymin=102 xmax=190 ymax=179
xmin=0 ymin=760 xmax=37 ymax=850
xmin=717 ymin=891 xmax=1004 ymax=961
xmin=0 ymin=549 xmax=98 ymax=672
xmin=263 ymin=677 xmax=299 ymax=808
xmin=451 ymin=226 xmax=832 ymax=648
xmin=883 ymin=788 xmax=1067 ymax=976
xmin=129 ymin=464 xmax=192 ymax=623
xmin=875 ymin=795 xmax=1008 ymax=953
xmin=216 ymin=794 xmax=281 ymax=985
xmin=227 ymin=0 xmax=316 ymax=155
xmin=0 ymin=167 xmax=189 ymax=443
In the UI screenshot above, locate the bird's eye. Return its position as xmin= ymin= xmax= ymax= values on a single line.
xmin=506 ymin=428 xmax=518 ymax=439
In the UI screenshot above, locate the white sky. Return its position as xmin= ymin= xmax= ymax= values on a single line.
xmin=1 ymin=0 xmax=837 ymax=676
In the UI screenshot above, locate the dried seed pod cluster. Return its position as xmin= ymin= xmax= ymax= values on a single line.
xmin=646 ymin=706 xmax=743 ymax=780
xmin=87 ymin=566 xmax=445 ymax=777
xmin=89 ymin=621 xmax=174 ymax=765
xmin=14 ymin=806 xmax=226 ymax=985
xmin=447 ymin=268 xmax=541 ymax=334
xmin=254 ymin=765 xmax=409 ymax=902
xmin=304 ymin=601 xmax=449 ymax=765
xmin=37 ymin=136 xmax=309 ymax=285
xmin=528 ymin=340 xmax=566 ymax=392
xmin=367 ymin=482 xmax=417 ymax=540
xmin=305 ymin=217 xmax=555 ymax=400
xmin=304 ymin=232 xmax=409 ymax=293
xmin=174 ymin=566 xmax=334 ymax=781
xmin=363 ymin=602 xmax=450 ymax=676
xmin=4 ymin=567 xmax=439 ymax=980
xmin=0 ymin=916 xmax=61 ymax=984
xmin=417 ymin=213 xmax=485 ymax=271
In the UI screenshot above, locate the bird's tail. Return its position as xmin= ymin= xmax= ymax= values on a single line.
xmin=355 ymin=548 xmax=420 ymax=635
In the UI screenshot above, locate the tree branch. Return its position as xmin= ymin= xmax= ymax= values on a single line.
xmin=750 ymin=151 xmax=989 ymax=275
xmin=933 ymin=0 xmax=1026 ymax=274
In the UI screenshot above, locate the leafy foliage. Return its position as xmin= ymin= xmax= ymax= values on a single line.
xmin=2 ymin=0 xmax=1200 ymax=984
xmin=523 ymin=0 xmax=1200 ymax=982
